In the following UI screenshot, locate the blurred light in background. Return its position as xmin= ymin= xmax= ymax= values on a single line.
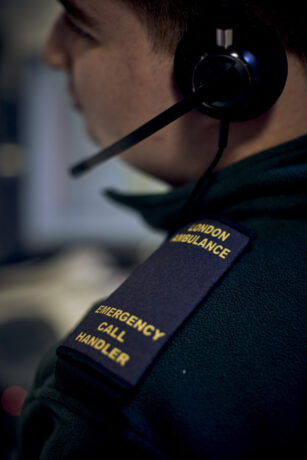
xmin=1 ymin=385 xmax=28 ymax=417
xmin=0 ymin=143 xmax=24 ymax=178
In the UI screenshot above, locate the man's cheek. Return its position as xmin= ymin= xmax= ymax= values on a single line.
xmin=84 ymin=100 xmax=125 ymax=145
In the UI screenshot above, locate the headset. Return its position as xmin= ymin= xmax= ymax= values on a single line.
xmin=70 ymin=0 xmax=288 ymax=188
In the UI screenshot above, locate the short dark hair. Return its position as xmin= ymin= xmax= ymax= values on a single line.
xmin=120 ymin=0 xmax=307 ymax=61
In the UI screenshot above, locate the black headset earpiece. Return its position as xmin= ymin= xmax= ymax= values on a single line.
xmin=174 ymin=5 xmax=288 ymax=121
xmin=70 ymin=1 xmax=288 ymax=177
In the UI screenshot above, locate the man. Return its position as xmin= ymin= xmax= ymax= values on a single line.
xmin=18 ymin=0 xmax=306 ymax=458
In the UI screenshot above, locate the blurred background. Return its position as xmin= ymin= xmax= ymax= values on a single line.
xmin=0 ymin=1 xmax=167 ymax=457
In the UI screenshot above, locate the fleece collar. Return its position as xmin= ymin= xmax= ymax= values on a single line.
xmin=104 ymin=134 xmax=307 ymax=231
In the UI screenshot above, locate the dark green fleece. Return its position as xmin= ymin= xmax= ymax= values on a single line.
xmin=18 ymin=135 xmax=307 ymax=459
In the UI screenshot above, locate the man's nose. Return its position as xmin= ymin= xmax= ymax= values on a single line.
xmin=42 ymin=16 xmax=70 ymax=71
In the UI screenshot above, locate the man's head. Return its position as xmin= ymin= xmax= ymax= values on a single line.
xmin=117 ymin=0 xmax=307 ymax=61
xmin=43 ymin=0 xmax=307 ymax=184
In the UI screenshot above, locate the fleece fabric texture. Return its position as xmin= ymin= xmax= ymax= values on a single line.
xmin=18 ymin=135 xmax=307 ymax=459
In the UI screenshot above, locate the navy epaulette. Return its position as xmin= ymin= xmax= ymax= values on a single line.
xmin=57 ymin=216 xmax=253 ymax=390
